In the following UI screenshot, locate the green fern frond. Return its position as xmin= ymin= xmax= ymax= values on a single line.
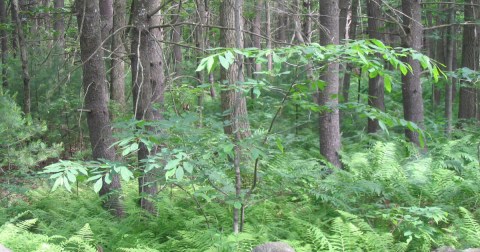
xmin=459 ymin=207 xmax=480 ymax=247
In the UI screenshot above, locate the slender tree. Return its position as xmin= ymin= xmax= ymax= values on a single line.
xmin=12 ymin=0 xmax=30 ymax=114
xmin=0 ymin=0 xmax=8 ymax=88
xmin=76 ymin=0 xmax=124 ymax=217
xmin=445 ymin=4 xmax=455 ymax=136
xmin=401 ymin=0 xmax=425 ymax=147
xmin=171 ymin=1 xmax=183 ymax=76
xmin=458 ymin=0 xmax=478 ymax=120
xmin=110 ymin=0 xmax=127 ymax=106
xmin=367 ymin=0 xmax=385 ymax=133
xmin=319 ymin=0 xmax=342 ymax=167
xmin=220 ymin=0 xmax=251 ymax=233
xmin=53 ymin=0 xmax=65 ymax=48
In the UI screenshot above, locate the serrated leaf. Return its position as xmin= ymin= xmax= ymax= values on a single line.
xmin=218 ymin=55 xmax=229 ymax=70
xmin=52 ymin=177 xmax=63 ymax=191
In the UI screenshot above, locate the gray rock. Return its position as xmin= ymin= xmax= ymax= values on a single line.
xmin=252 ymin=242 xmax=295 ymax=252
xmin=0 ymin=244 xmax=11 ymax=252
xmin=463 ymin=249 xmax=480 ymax=252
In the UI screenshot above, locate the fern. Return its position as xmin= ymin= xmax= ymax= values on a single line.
xmin=458 ymin=207 xmax=480 ymax=247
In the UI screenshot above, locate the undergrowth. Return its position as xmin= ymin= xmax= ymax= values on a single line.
xmin=1 ymin=131 xmax=480 ymax=251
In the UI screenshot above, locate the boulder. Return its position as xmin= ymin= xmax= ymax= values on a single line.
xmin=252 ymin=242 xmax=295 ymax=252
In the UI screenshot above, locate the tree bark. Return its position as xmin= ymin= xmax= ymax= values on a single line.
xmin=0 ymin=0 xmax=8 ymax=88
xmin=445 ymin=4 xmax=455 ymax=136
xmin=76 ymin=0 xmax=124 ymax=217
xmin=340 ymin=0 xmax=358 ymax=103
xmin=220 ymin=0 xmax=251 ymax=233
xmin=12 ymin=0 xmax=30 ymax=115
xmin=367 ymin=0 xmax=385 ymax=133
xmin=252 ymin=0 xmax=262 ymax=73
xmin=401 ymin=0 xmax=425 ymax=147
xmin=110 ymin=0 xmax=127 ymax=106
xmin=195 ymin=0 xmax=208 ymax=124
xmin=100 ymin=0 xmax=113 ymax=43
xmin=319 ymin=0 xmax=342 ymax=168
xmin=458 ymin=0 xmax=478 ymax=120
xmin=53 ymin=0 xmax=65 ymax=48
xmin=171 ymin=1 xmax=183 ymax=76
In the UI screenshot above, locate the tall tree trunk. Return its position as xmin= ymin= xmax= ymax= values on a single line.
xmin=172 ymin=1 xmax=182 ymax=76
xmin=53 ymin=0 xmax=65 ymax=48
xmin=100 ymin=0 xmax=113 ymax=43
xmin=0 ymin=0 xmax=8 ymax=88
xmin=445 ymin=4 xmax=455 ymax=136
xmin=76 ymin=0 xmax=124 ymax=217
xmin=220 ymin=0 xmax=251 ymax=233
xmin=252 ymin=0 xmax=262 ymax=73
xmin=12 ymin=0 xmax=30 ymax=115
xmin=195 ymin=0 xmax=208 ymax=124
xmin=458 ymin=0 xmax=478 ymax=120
xmin=110 ymin=0 xmax=126 ymax=106
xmin=340 ymin=0 xmax=358 ymax=103
xmin=366 ymin=0 xmax=384 ymax=133
xmin=401 ymin=0 xmax=425 ymax=147
xmin=265 ymin=0 xmax=272 ymax=71
xmin=319 ymin=0 xmax=341 ymax=168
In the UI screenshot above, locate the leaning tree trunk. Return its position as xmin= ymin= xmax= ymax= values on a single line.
xmin=319 ymin=0 xmax=342 ymax=168
xmin=76 ymin=0 xmax=124 ymax=217
xmin=458 ymin=0 xmax=478 ymax=120
xmin=110 ymin=0 xmax=127 ymax=106
xmin=401 ymin=0 xmax=425 ymax=147
xmin=220 ymin=0 xmax=251 ymax=234
xmin=12 ymin=0 xmax=30 ymax=115
xmin=367 ymin=0 xmax=385 ymax=133
xmin=0 ymin=0 xmax=8 ymax=88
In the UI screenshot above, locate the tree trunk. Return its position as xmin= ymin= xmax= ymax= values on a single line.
xmin=195 ymin=0 xmax=208 ymax=124
xmin=0 ymin=0 xmax=8 ymax=88
xmin=265 ymin=0 xmax=272 ymax=71
xmin=366 ymin=0 xmax=384 ymax=133
xmin=319 ymin=0 xmax=341 ymax=168
xmin=172 ymin=1 xmax=183 ymax=76
xmin=340 ymin=0 xmax=358 ymax=103
xmin=53 ymin=0 xmax=65 ymax=48
xmin=401 ymin=0 xmax=425 ymax=147
xmin=100 ymin=0 xmax=113 ymax=43
xmin=445 ymin=4 xmax=455 ymax=136
xmin=220 ymin=0 xmax=251 ymax=233
xmin=110 ymin=0 xmax=126 ymax=106
xmin=458 ymin=0 xmax=478 ymax=120
xmin=252 ymin=0 xmax=262 ymax=73
xmin=76 ymin=0 xmax=124 ymax=217
xmin=12 ymin=0 xmax=30 ymax=115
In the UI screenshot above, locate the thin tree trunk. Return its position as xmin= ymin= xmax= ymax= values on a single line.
xmin=401 ymin=0 xmax=425 ymax=147
xmin=319 ymin=0 xmax=341 ymax=168
xmin=220 ymin=0 xmax=251 ymax=234
xmin=458 ymin=0 xmax=478 ymax=120
xmin=12 ymin=0 xmax=30 ymax=115
xmin=341 ymin=0 xmax=358 ymax=103
xmin=0 ymin=0 xmax=8 ymax=88
xmin=196 ymin=0 xmax=208 ymax=124
xmin=100 ymin=0 xmax=113 ymax=43
xmin=110 ymin=0 xmax=126 ymax=106
xmin=367 ymin=0 xmax=384 ymax=133
xmin=172 ymin=1 xmax=183 ymax=76
xmin=131 ymin=0 xmax=158 ymax=215
xmin=266 ymin=0 xmax=272 ymax=71
xmin=445 ymin=4 xmax=455 ymax=136
xmin=252 ymin=0 xmax=262 ymax=73
xmin=53 ymin=0 xmax=65 ymax=48
xmin=76 ymin=0 xmax=124 ymax=217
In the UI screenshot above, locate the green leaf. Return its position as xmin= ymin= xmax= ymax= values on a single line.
xmin=176 ymin=167 xmax=184 ymax=181
xmin=276 ymin=138 xmax=284 ymax=153
xmin=52 ymin=177 xmax=63 ymax=192
xmin=218 ymin=55 xmax=229 ymax=70
xmin=122 ymin=142 xmax=138 ymax=157
xmin=93 ymin=178 xmax=103 ymax=193
xmin=206 ymin=57 xmax=215 ymax=73
xmin=234 ymin=202 xmax=242 ymax=209
xmin=120 ymin=167 xmax=133 ymax=181
xmin=165 ymin=168 xmax=176 ymax=179
xmin=384 ymin=74 xmax=392 ymax=92
xmin=64 ymin=179 xmax=72 ymax=192
xmin=183 ymin=162 xmax=193 ymax=173
xmin=399 ymin=64 xmax=408 ymax=75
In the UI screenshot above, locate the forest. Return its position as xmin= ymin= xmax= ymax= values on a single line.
xmin=0 ymin=0 xmax=479 ymax=251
